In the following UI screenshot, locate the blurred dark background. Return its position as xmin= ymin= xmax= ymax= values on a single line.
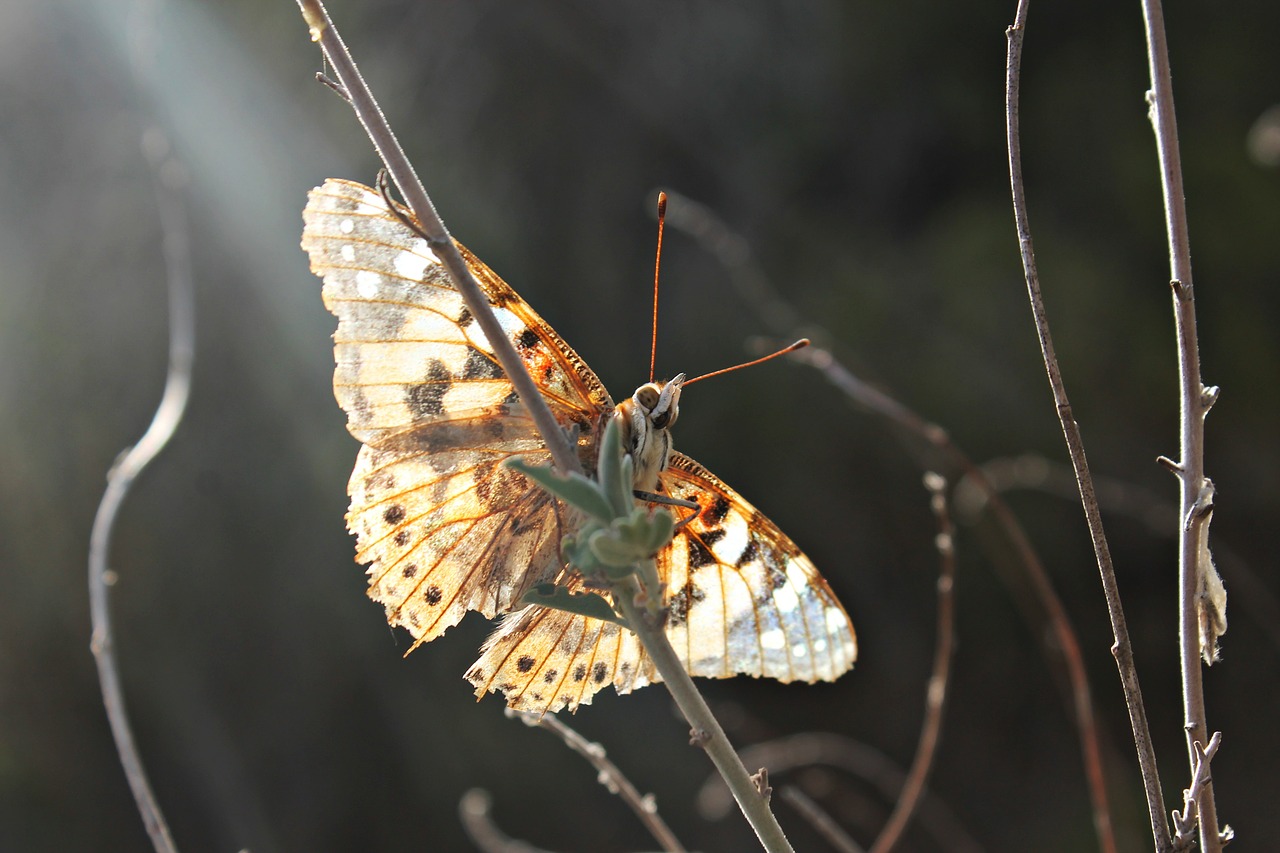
xmin=2 ymin=1 xmax=1277 ymax=851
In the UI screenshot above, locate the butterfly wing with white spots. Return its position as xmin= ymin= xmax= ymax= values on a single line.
xmin=466 ymin=452 xmax=856 ymax=713
xmin=302 ymin=179 xmax=612 ymax=646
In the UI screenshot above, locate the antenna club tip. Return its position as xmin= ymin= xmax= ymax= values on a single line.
xmin=656 ymin=192 xmax=667 ymax=214
xmin=792 ymin=338 xmax=811 ymax=350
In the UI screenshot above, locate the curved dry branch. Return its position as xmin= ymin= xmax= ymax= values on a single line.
xmin=868 ymin=473 xmax=957 ymax=853
xmin=88 ymin=131 xmax=195 ymax=853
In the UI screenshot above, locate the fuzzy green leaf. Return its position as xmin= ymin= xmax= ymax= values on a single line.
xmin=504 ymin=457 xmax=614 ymax=522
xmin=520 ymin=583 xmax=628 ymax=628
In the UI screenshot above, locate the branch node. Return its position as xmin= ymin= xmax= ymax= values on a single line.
xmin=689 ymin=728 xmax=711 ymax=748
xmin=751 ymin=768 xmax=773 ymax=803
xmin=1170 ymin=278 xmax=1194 ymax=301
xmin=315 ymin=71 xmax=351 ymax=101
xmin=1156 ymin=455 xmax=1184 ymax=475
xmin=1185 ymin=480 xmax=1215 ymax=527
xmin=1200 ymin=385 xmax=1220 ymax=413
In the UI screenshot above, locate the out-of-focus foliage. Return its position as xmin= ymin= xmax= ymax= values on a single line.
xmin=1 ymin=1 xmax=1276 ymax=851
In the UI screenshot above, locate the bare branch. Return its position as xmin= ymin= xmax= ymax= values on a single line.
xmin=698 ymin=734 xmax=983 ymax=853
xmin=779 ymin=786 xmax=865 ymax=853
xmin=507 ymin=710 xmax=687 ymax=853
xmin=458 ymin=789 xmax=561 ymax=853
xmin=868 ymin=473 xmax=957 ymax=853
xmin=297 ymin=0 xmax=581 ymax=478
xmin=88 ymin=128 xmax=195 ymax=853
xmin=1138 ymin=0 xmax=1223 ymax=846
xmin=1005 ymin=4 xmax=1169 ymax=849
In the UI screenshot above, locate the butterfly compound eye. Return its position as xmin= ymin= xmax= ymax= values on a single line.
xmin=633 ymin=384 xmax=661 ymax=412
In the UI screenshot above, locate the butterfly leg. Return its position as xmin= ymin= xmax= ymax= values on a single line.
xmin=633 ymin=489 xmax=700 ymax=531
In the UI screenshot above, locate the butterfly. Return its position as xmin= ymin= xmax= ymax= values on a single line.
xmin=301 ymin=178 xmax=856 ymax=714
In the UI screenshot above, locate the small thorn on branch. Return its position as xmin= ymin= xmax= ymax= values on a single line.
xmin=1171 ymin=732 xmax=1223 ymax=846
xmin=1170 ymin=278 xmax=1194 ymax=301
xmin=315 ymin=71 xmax=351 ymax=102
xmin=1201 ymin=385 xmax=1220 ymax=412
xmin=1157 ymin=455 xmax=1183 ymax=475
xmin=751 ymin=768 xmax=772 ymax=803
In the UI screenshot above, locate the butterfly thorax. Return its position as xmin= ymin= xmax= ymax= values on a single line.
xmin=612 ymin=374 xmax=685 ymax=492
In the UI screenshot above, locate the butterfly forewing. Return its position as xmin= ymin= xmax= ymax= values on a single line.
xmin=302 ymin=179 xmax=610 ymax=644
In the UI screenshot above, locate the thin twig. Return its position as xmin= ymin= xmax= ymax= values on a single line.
xmin=1005 ymin=5 xmax=1170 ymax=850
xmin=88 ymin=129 xmax=195 ymax=853
xmin=1171 ymin=732 xmax=1223 ymax=847
xmin=662 ymin=194 xmax=1108 ymax=853
xmin=297 ymin=4 xmax=796 ymax=849
xmin=698 ymin=734 xmax=984 ymax=853
xmin=961 ymin=454 xmax=1280 ymax=656
xmin=1137 ymin=1 xmax=1223 ymax=848
xmin=458 ymin=789 xmax=560 ymax=853
xmin=868 ymin=474 xmax=957 ymax=853
xmin=779 ymin=786 xmax=865 ymax=853
xmin=298 ymin=0 xmax=580 ymax=478
xmin=507 ymin=709 xmax=687 ymax=853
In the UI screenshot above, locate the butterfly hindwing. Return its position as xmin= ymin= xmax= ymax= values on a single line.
xmin=467 ymin=453 xmax=857 ymax=714
xmin=301 ymin=179 xmax=611 ymax=642
xmin=465 ymin=576 xmax=656 ymax=714
xmin=660 ymin=452 xmax=857 ymax=683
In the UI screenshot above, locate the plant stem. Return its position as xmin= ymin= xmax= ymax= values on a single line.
xmin=298 ymin=0 xmax=581 ymax=478
xmin=1138 ymin=0 xmax=1220 ymax=847
xmin=89 ymin=131 xmax=194 ymax=853
xmin=614 ymin=576 xmax=796 ymax=853
xmin=1005 ymin=4 xmax=1171 ymax=850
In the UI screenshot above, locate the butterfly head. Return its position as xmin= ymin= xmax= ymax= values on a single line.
xmin=613 ymin=373 xmax=685 ymax=490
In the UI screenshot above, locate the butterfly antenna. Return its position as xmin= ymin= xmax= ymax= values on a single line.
xmin=649 ymin=192 xmax=667 ymax=384
xmin=682 ymin=339 xmax=811 ymax=387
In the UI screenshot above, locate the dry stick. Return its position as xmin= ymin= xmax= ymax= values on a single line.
xmin=868 ymin=474 xmax=957 ymax=853
xmin=1005 ymin=6 xmax=1173 ymax=851
xmin=1137 ymin=1 xmax=1222 ymax=849
xmin=298 ymin=0 xmax=578 ymax=478
xmin=508 ymin=709 xmax=688 ymax=853
xmin=698 ymin=733 xmax=984 ymax=853
xmin=661 ymin=195 xmax=1111 ymax=853
xmin=88 ymin=133 xmax=195 ymax=853
xmin=296 ymin=5 xmax=795 ymax=850
xmin=780 ymin=786 xmax=866 ymax=853
xmin=459 ymin=789 xmax=560 ymax=853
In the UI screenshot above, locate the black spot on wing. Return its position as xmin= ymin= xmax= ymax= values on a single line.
xmin=701 ymin=527 xmax=726 ymax=546
xmin=591 ymin=662 xmax=608 ymax=684
xmin=688 ymin=537 xmax=715 ymax=569
xmin=703 ymin=496 xmax=732 ymax=524
xmin=516 ymin=329 xmax=539 ymax=352
xmin=462 ymin=347 xmax=504 ymax=380
xmin=517 ymin=655 xmax=536 ymax=673
xmin=406 ymin=359 xmax=452 ymax=419
xmin=736 ymin=540 xmax=760 ymax=568
xmin=383 ymin=504 xmax=406 ymax=525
